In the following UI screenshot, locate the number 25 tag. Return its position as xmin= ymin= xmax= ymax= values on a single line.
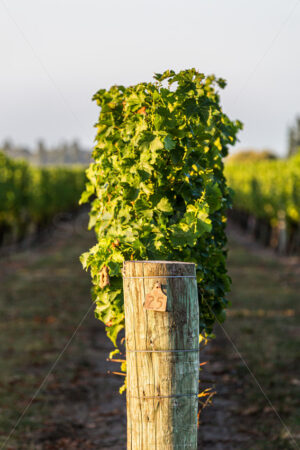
xmin=144 ymin=283 xmax=167 ymax=312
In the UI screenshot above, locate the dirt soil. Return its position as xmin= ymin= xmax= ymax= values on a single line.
xmin=33 ymin=321 xmax=127 ymax=450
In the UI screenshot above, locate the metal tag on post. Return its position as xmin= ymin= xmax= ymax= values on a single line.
xmin=144 ymin=282 xmax=167 ymax=312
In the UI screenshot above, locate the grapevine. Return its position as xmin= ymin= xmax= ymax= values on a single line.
xmin=81 ymin=69 xmax=242 ymax=366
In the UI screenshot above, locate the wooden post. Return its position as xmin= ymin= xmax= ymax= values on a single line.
xmin=278 ymin=210 xmax=287 ymax=255
xmin=123 ymin=260 xmax=199 ymax=449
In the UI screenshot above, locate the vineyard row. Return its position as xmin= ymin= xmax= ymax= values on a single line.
xmin=0 ymin=152 xmax=86 ymax=245
xmin=225 ymin=153 xmax=300 ymax=253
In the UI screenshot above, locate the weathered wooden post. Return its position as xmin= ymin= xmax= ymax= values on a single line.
xmin=123 ymin=260 xmax=199 ymax=449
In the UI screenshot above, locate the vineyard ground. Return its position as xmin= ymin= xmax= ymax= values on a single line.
xmin=0 ymin=215 xmax=299 ymax=449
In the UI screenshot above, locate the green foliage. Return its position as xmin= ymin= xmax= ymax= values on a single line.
xmin=0 ymin=151 xmax=86 ymax=240
xmin=225 ymin=153 xmax=300 ymax=225
xmin=81 ymin=69 xmax=242 ymax=350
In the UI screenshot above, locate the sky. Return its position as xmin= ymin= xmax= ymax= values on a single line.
xmin=1 ymin=0 xmax=300 ymax=156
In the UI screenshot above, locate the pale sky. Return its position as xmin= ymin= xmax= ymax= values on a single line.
xmin=1 ymin=0 xmax=300 ymax=156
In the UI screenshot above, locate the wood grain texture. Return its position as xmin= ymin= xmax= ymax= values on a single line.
xmin=123 ymin=261 xmax=199 ymax=449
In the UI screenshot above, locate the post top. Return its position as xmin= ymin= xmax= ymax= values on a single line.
xmin=124 ymin=260 xmax=195 ymax=265
xmin=123 ymin=260 xmax=196 ymax=277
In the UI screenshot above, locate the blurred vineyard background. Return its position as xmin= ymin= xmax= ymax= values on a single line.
xmin=0 ymin=141 xmax=87 ymax=249
xmin=226 ymin=154 xmax=300 ymax=255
